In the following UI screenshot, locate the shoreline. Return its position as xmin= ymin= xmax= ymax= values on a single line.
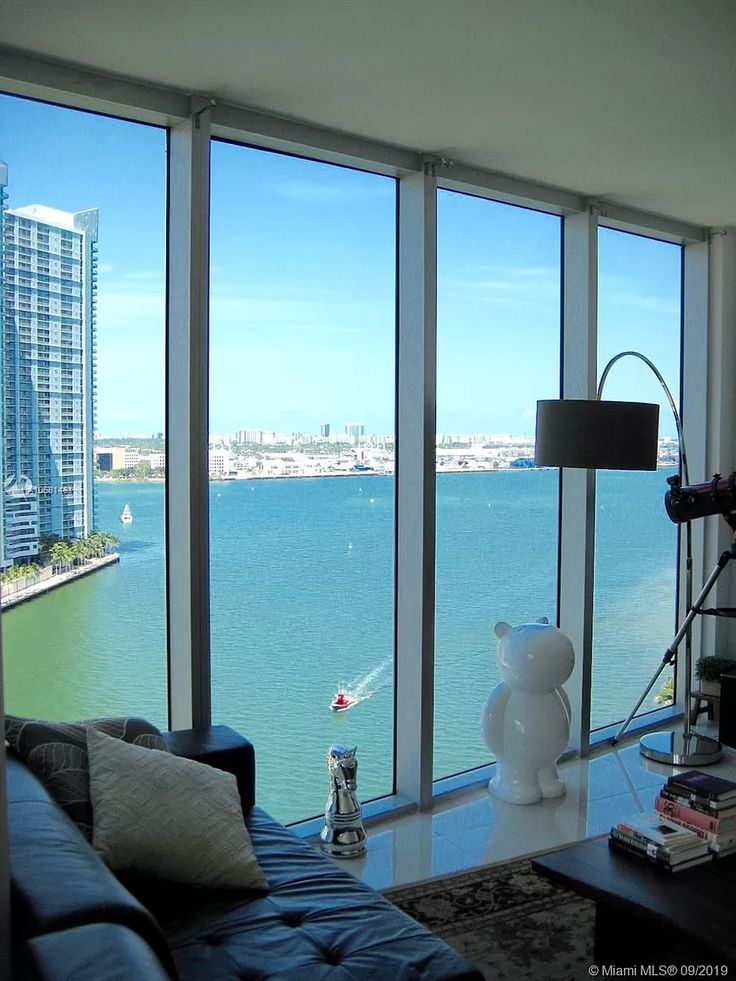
xmin=1 ymin=553 xmax=120 ymax=611
xmin=99 ymin=468 xmax=529 ymax=485
xmin=97 ymin=463 xmax=676 ymax=485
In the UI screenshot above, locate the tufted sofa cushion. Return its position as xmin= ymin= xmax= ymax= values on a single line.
xmin=154 ymin=809 xmax=480 ymax=981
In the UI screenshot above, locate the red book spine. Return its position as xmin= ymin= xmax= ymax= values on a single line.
xmin=655 ymin=795 xmax=720 ymax=833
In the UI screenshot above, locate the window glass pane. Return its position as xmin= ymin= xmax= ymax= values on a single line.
xmin=209 ymin=142 xmax=396 ymax=824
xmin=592 ymin=229 xmax=681 ymax=730
xmin=434 ymin=190 xmax=561 ymax=780
xmin=0 ymin=96 xmax=168 ymax=726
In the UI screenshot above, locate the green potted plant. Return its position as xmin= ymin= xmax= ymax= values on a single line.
xmin=695 ymin=656 xmax=734 ymax=697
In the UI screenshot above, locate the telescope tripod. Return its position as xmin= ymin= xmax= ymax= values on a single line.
xmin=611 ymin=530 xmax=736 ymax=765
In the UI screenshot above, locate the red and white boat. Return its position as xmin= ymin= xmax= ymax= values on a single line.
xmin=329 ymin=690 xmax=358 ymax=712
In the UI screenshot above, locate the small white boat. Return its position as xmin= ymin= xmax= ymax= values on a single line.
xmin=120 ymin=504 xmax=133 ymax=525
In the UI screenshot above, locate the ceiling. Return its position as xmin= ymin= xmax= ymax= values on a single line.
xmin=2 ymin=0 xmax=735 ymax=227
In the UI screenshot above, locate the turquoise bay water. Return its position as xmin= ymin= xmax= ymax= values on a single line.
xmin=2 ymin=470 xmax=676 ymax=823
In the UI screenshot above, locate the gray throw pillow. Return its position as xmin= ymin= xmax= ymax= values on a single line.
xmin=87 ymin=727 xmax=268 ymax=891
xmin=5 ymin=715 xmax=169 ymax=841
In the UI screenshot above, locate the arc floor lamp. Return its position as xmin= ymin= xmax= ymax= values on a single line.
xmin=535 ymin=350 xmax=723 ymax=767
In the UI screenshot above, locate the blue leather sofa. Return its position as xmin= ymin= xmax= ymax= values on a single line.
xmin=8 ymin=725 xmax=482 ymax=980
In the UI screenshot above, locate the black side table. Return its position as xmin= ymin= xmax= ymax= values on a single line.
xmin=719 ymin=671 xmax=736 ymax=749
xmin=533 ymin=837 xmax=736 ymax=969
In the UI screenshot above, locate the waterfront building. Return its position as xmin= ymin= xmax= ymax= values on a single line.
xmin=95 ymin=446 xmax=144 ymax=471
xmin=236 ymin=428 xmax=266 ymax=444
xmin=208 ymin=449 xmax=232 ymax=478
xmin=0 ymin=163 xmax=97 ymax=568
xmin=95 ymin=450 xmax=114 ymax=472
xmin=143 ymin=452 xmax=166 ymax=470
xmin=344 ymin=422 xmax=364 ymax=443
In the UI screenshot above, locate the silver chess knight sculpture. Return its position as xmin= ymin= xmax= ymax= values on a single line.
xmin=320 ymin=744 xmax=366 ymax=857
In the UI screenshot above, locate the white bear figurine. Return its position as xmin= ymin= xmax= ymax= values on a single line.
xmin=481 ymin=618 xmax=574 ymax=805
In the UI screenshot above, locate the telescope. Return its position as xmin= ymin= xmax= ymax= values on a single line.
xmin=665 ymin=473 xmax=736 ymax=529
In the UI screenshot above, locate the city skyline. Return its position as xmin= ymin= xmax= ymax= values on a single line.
xmin=1 ymin=93 xmax=682 ymax=439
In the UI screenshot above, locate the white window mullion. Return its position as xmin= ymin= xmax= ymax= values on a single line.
xmin=395 ymin=166 xmax=437 ymax=809
xmin=166 ymin=99 xmax=212 ymax=731
xmin=558 ymin=208 xmax=598 ymax=756
xmin=680 ymin=240 xmax=710 ymax=698
xmin=703 ymin=231 xmax=736 ymax=658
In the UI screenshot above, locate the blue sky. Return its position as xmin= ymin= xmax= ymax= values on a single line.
xmin=1 ymin=94 xmax=682 ymax=438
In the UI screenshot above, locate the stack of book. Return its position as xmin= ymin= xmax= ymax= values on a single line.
xmin=654 ymin=769 xmax=736 ymax=859
xmin=609 ymin=813 xmax=712 ymax=872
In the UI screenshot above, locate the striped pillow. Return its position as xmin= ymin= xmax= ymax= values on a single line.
xmin=5 ymin=715 xmax=169 ymax=840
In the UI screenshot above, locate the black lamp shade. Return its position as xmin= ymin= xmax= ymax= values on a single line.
xmin=535 ymin=399 xmax=660 ymax=471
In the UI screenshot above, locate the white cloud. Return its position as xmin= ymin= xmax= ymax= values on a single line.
xmin=439 ymin=264 xmax=559 ymax=308
xmin=96 ymin=282 xmax=383 ymax=337
xmin=597 ymin=274 xmax=680 ymax=315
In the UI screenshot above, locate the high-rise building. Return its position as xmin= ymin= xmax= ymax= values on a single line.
xmin=344 ymin=422 xmax=364 ymax=443
xmin=236 ymin=428 xmax=266 ymax=444
xmin=320 ymin=423 xmax=330 ymax=438
xmin=1 ymin=163 xmax=98 ymax=567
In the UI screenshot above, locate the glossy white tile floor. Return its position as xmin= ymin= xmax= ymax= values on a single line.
xmin=317 ymin=724 xmax=736 ymax=891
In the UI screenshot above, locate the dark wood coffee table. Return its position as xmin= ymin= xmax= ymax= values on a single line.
xmin=533 ymin=837 xmax=736 ymax=968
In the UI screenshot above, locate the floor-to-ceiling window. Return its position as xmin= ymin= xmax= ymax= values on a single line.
xmin=209 ymin=142 xmax=396 ymax=824
xmin=0 ymin=95 xmax=168 ymax=726
xmin=591 ymin=228 xmax=682 ymax=731
xmin=0 ymin=75 xmax=707 ymax=814
xmin=433 ymin=189 xmax=561 ymax=780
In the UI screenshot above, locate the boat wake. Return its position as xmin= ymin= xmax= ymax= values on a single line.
xmin=345 ymin=656 xmax=393 ymax=705
xmin=330 ymin=656 xmax=393 ymax=713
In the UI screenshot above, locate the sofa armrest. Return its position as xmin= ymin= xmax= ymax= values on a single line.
xmin=162 ymin=725 xmax=255 ymax=811
xmin=21 ymin=923 xmax=173 ymax=981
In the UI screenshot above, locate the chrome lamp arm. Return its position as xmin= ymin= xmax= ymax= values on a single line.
xmin=597 ymin=350 xmax=689 ymax=487
xmin=601 ymin=351 xmax=696 ymax=749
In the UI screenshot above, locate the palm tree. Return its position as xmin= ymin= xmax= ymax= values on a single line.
xmin=50 ymin=542 xmax=69 ymax=574
xmin=61 ymin=543 xmax=74 ymax=573
xmin=80 ymin=539 xmax=94 ymax=564
xmin=85 ymin=532 xmax=103 ymax=558
xmin=39 ymin=533 xmax=62 ymax=557
xmin=87 ymin=530 xmax=119 ymax=557
xmin=2 ymin=565 xmax=26 ymax=593
xmin=655 ymin=677 xmax=674 ymax=706
xmin=102 ymin=531 xmax=119 ymax=553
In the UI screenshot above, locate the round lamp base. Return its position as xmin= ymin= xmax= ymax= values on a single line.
xmin=639 ymin=730 xmax=722 ymax=767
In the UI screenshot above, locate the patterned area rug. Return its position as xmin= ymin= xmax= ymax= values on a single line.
xmin=384 ymin=857 xmax=595 ymax=981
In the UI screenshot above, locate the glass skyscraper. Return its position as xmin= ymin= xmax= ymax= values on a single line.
xmin=0 ymin=162 xmax=97 ymax=568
